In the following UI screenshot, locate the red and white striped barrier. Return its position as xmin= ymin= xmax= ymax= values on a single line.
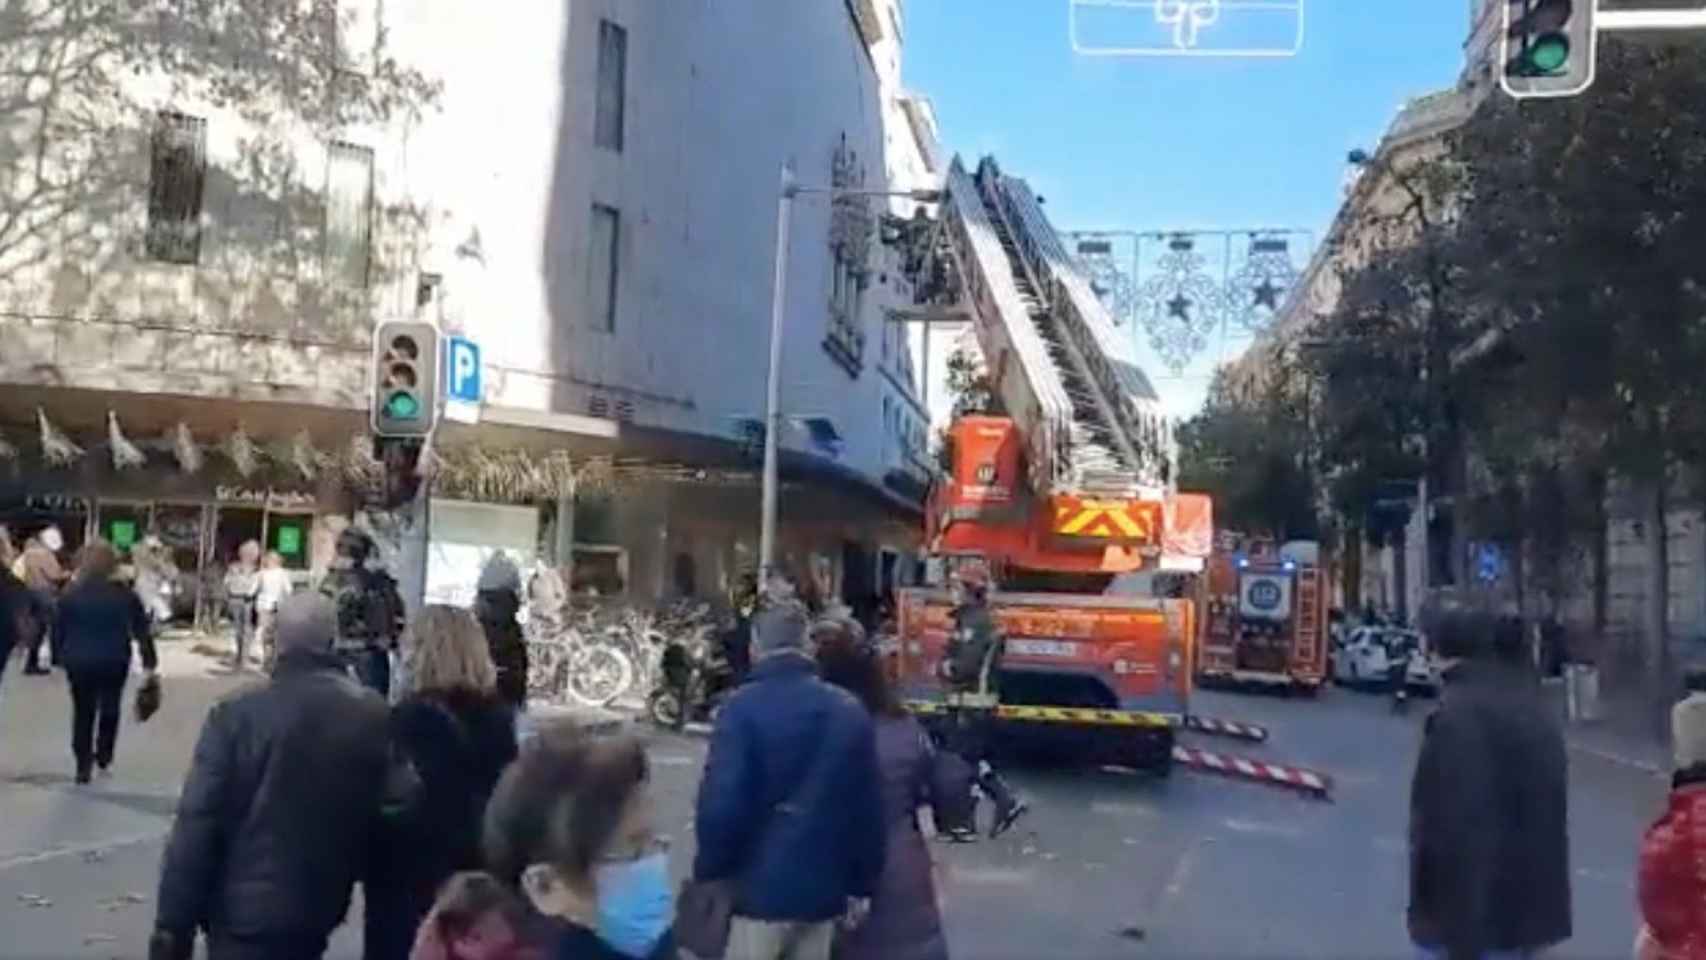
xmin=1172 ymin=745 xmax=1332 ymax=800
xmin=1181 ymin=715 xmax=1270 ymax=742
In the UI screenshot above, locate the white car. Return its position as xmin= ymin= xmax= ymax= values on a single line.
xmin=1335 ymin=627 xmax=1429 ymax=689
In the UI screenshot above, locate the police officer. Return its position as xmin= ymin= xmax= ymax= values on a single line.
xmin=940 ymin=565 xmax=1027 ymax=840
xmin=318 ymin=528 xmax=404 ymax=698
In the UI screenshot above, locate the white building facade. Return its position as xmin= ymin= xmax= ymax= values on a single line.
xmin=0 ymin=0 xmax=939 ymax=607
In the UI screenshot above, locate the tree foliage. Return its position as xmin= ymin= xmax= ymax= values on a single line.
xmin=1175 ymin=366 xmax=1316 ymax=541
xmin=1308 ymin=35 xmax=1706 ymax=638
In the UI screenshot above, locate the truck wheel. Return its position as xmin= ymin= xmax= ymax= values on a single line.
xmin=1139 ymin=728 xmax=1174 ymax=778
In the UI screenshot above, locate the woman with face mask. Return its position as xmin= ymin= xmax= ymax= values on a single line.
xmin=437 ymin=730 xmax=674 ymax=960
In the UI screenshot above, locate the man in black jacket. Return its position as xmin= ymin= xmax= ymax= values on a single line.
xmin=319 ymin=528 xmax=405 ymax=698
xmin=1408 ymin=609 xmax=1571 ymax=960
xmin=149 ymin=593 xmax=392 ymax=960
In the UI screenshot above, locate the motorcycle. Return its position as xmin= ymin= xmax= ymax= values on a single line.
xmin=647 ymin=627 xmax=740 ymax=729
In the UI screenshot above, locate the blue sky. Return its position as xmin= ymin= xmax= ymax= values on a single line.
xmin=903 ymin=0 xmax=1469 ymax=414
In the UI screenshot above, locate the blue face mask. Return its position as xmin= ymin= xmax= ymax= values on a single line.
xmin=594 ymin=851 xmax=673 ymax=958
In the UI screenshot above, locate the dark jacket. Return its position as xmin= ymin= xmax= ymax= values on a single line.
xmin=55 ymin=576 xmax=158 ymax=674
xmin=475 ymin=589 xmax=528 ymax=709
xmin=153 ymin=648 xmax=392 ymax=954
xmin=693 ymin=652 xmax=885 ymax=922
xmin=946 ymin=602 xmax=1001 ymax=691
xmin=320 ymin=566 xmax=405 ymax=652
xmin=832 ymin=714 xmax=949 ymax=960
xmin=1408 ymin=660 xmax=1571 ymax=957
xmin=367 ymin=687 xmax=519 ymax=960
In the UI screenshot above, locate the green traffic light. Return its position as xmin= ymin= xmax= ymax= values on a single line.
xmin=1527 ymin=34 xmax=1570 ymax=74
xmin=384 ymin=391 xmax=421 ymax=420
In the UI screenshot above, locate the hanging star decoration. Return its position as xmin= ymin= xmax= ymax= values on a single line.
xmin=1068 ymin=234 xmax=1136 ymax=327
xmin=37 ymin=408 xmax=83 ymax=467
xmin=107 ymin=412 xmax=146 ymax=471
xmin=169 ymin=422 xmax=204 ymax=474
xmin=1226 ymin=234 xmax=1299 ymax=333
xmin=1136 ymin=234 xmax=1225 ymax=375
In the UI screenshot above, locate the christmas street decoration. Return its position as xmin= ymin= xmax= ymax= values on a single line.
xmin=1225 ymin=233 xmax=1300 ymax=333
xmin=223 ymin=424 xmax=262 ymax=478
xmin=37 ymin=408 xmax=84 ymax=467
xmin=107 ymin=412 xmax=146 ymax=471
xmin=1066 ymin=232 xmax=1137 ymax=327
xmin=267 ymin=429 xmax=325 ymax=482
xmin=170 ymin=422 xmax=204 ymax=474
xmin=1135 ymin=234 xmax=1226 ymax=375
xmin=341 ymin=431 xmax=384 ymax=488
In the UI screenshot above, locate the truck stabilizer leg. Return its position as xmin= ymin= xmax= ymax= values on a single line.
xmin=1181 ymin=715 xmax=1270 ymax=742
xmin=1171 ymin=745 xmax=1332 ymax=800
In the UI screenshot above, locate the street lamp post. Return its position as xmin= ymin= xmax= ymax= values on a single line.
xmin=759 ymin=163 xmax=942 ymax=590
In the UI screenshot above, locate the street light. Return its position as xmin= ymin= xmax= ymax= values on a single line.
xmin=760 ymin=164 xmax=944 ymax=590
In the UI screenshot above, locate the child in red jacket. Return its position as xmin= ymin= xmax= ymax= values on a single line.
xmin=1637 ymin=685 xmax=1706 ymax=960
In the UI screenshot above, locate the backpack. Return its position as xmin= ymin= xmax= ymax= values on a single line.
xmin=322 ymin=569 xmax=399 ymax=648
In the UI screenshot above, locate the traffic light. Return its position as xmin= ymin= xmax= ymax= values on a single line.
xmin=370 ymin=320 xmax=439 ymax=437
xmin=1501 ymin=0 xmax=1597 ymax=100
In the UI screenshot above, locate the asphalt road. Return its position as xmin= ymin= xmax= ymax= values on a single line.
xmin=0 ymin=649 xmax=1665 ymax=959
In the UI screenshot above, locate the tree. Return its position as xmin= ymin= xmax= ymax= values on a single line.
xmin=934 ymin=343 xmax=1003 ymax=472
xmin=1448 ymin=36 xmax=1706 ymax=679
xmin=1176 ymin=367 xmax=1316 ymax=542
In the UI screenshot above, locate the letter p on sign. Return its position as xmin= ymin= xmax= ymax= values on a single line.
xmin=445 ymin=335 xmax=482 ymax=423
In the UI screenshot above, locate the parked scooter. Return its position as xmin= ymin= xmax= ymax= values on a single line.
xmin=647 ymin=630 xmax=740 ymax=730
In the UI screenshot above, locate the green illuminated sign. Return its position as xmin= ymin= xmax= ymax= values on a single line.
xmin=110 ymin=520 xmax=137 ymax=549
xmin=275 ymin=524 xmax=303 ymax=556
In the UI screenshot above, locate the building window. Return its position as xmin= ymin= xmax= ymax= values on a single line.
xmin=588 ymin=204 xmax=620 ymax=331
xmin=325 ymin=141 xmax=374 ymax=286
xmin=145 ymin=112 xmax=207 ymax=265
xmin=595 ymin=20 xmax=627 ymax=152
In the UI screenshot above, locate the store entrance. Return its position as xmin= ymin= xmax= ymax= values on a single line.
xmin=152 ymin=503 xmax=207 ymax=625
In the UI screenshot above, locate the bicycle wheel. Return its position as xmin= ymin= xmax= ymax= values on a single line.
xmin=564 ymin=644 xmax=636 ymax=708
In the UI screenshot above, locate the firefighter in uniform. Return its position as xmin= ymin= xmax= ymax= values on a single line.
xmin=940 ymin=565 xmax=1028 ymax=840
xmin=319 ymin=528 xmax=405 ymax=698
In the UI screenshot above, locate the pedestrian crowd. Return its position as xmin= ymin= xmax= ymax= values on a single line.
xmin=130 ymin=569 xmax=976 ymax=960
xmin=13 ymin=520 xmax=1706 ymax=959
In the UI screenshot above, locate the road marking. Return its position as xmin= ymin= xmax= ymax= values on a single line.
xmin=649 ymin=754 xmax=697 ymax=767
xmin=1090 ymin=800 xmax=1159 ymax=818
xmin=1161 ymin=837 xmax=1207 ymax=900
xmin=947 ymin=866 xmax=1034 ymax=885
xmin=0 ymin=829 xmax=169 ymax=872
xmin=1566 ymin=742 xmax=1665 ymax=777
xmin=1221 ymin=817 xmax=1302 ymax=839
xmin=1372 ymin=835 xmax=1406 ymax=857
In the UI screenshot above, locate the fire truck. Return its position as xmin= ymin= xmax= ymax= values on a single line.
xmin=888 ymin=156 xmax=1213 ymax=774
xmin=1194 ymin=540 xmax=1328 ymax=693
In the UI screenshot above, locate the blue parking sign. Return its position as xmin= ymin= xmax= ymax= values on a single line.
xmin=446 ymin=336 xmax=481 ymax=404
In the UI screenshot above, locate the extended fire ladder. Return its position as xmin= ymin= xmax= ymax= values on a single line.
xmin=931 ymin=155 xmax=1170 ymax=499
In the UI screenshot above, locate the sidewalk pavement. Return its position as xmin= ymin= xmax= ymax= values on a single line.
xmin=1547 ymin=678 xmax=1673 ymax=777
